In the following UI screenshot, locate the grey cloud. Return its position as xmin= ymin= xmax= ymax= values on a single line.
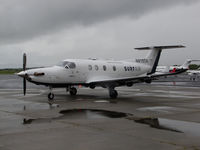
xmin=0 ymin=0 xmax=197 ymax=45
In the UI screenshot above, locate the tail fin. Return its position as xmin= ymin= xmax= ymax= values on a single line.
xmin=179 ymin=59 xmax=200 ymax=69
xmin=135 ymin=45 xmax=185 ymax=75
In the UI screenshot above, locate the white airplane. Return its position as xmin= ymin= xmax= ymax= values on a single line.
xmin=156 ymin=59 xmax=200 ymax=74
xmin=187 ymin=67 xmax=200 ymax=76
xmin=17 ymin=45 xmax=186 ymax=104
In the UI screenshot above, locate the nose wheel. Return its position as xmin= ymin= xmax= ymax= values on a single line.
xmin=48 ymin=87 xmax=55 ymax=105
xmin=47 ymin=86 xmax=78 ymax=104
xmin=48 ymin=93 xmax=54 ymax=105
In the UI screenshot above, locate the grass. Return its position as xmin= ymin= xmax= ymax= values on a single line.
xmin=0 ymin=69 xmax=22 ymax=74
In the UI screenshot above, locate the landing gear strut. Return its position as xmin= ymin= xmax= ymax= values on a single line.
xmin=48 ymin=87 xmax=54 ymax=105
xmin=70 ymin=87 xmax=77 ymax=96
xmin=109 ymin=88 xmax=118 ymax=99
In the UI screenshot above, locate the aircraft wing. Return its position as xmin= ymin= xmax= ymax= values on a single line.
xmin=150 ymin=69 xmax=187 ymax=78
xmin=86 ymin=69 xmax=187 ymax=85
xmin=86 ymin=75 xmax=147 ymax=84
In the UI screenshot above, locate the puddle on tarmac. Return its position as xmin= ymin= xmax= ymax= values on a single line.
xmin=127 ymin=117 xmax=182 ymax=133
xmin=23 ymin=109 xmax=129 ymax=124
xmin=158 ymin=118 xmax=200 ymax=136
xmin=22 ymin=109 xmax=200 ymax=136
xmin=127 ymin=117 xmax=200 ymax=136
xmin=94 ymin=100 xmax=110 ymax=103
xmin=59 ymin=109 xmax=128 ymax=119
xmin=137 ymin=106 xmax=189 ymax=114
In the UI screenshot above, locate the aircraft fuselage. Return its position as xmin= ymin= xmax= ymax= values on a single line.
xmin=19 ymin=59 xmax=150 ymax=87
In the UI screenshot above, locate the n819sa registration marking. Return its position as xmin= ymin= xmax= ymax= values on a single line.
xmin=136 ymin=59 xmax=149 ymax=63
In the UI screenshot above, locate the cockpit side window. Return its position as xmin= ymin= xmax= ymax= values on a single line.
xmin=68 ymin=62 xmax=76 ymax=69
xmin=57 ymin=61 xmax=76 ymax=69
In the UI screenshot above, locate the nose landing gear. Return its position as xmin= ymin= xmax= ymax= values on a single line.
xmin=48 ymin=93 xmax=55 ymax=105
xmin=48 ymin=87 xmax=55 ymax=105
xmin=47 ymin=86 xmax=78 ymax=105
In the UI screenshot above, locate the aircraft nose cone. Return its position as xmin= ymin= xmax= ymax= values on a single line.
xmin=17 ymin=71 xmax=26 ymax=77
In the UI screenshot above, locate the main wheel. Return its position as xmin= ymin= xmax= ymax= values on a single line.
xmin=89 ymin=84 xmax=96 ymax=89
xmin=109 ymin=89 xmax=118 ymax=99
xmin=70 ymin=87 xmax=77 ymax=96
xmin=48 ymin=93 xmax=54 ymax=99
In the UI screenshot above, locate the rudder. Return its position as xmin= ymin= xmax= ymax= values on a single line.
xmin=135 ymin=45 xmax=185 ymax=75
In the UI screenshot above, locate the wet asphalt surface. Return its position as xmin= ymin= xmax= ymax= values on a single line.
xmin=0 ymin=75 xmax=200 ymax=150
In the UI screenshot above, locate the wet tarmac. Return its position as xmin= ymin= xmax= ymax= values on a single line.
xmin=0 ymin=75 xmax=200 ymax=150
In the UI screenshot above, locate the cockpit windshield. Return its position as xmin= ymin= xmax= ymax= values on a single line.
xmin=56 ymin=61 xmax=76 ymax=69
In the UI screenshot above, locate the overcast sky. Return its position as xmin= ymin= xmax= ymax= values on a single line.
xmin=0 ymin=0 xmax=200 ymax=68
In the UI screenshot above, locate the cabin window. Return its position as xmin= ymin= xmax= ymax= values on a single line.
xmin=103 ymin=65 xmax=107 ymax=71
xmin=88 ymin=65 xmax=92 ymax=70
xmin=113 ymin=66 xmax=116 ymax=71
xmin=95 ymin=65 xmax=99 ymax=71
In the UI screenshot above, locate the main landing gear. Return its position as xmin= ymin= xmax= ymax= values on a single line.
xmin=108 ymin=87 xmax=118 ymax=103
xmin=69 ymin=87 xmax=77 ymax=96
xmin=109 ymin=87 xmax=118 ymax=99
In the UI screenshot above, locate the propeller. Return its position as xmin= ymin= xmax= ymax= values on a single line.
xmin=23 ymin=53 xmax=27 ymax=95
xmin=23 ymin=53 xmax=26 ymax=71
xmin=23 ymin=77 xmax=26 ymax=95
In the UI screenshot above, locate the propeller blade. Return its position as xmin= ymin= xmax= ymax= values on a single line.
xmin=23 ymin=77 xmax=26 ymax=95
xmin=23 ymin=53 xmax=27 ymax=95
xmin=23 ymin=53 xmax=27 ymax=71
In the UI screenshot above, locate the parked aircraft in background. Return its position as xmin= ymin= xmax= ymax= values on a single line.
xmin=187 ymin=68 xmax=200 ymax=76
xmin=156 ymin=59 xmax=200 ymax=74
xmin=187 ymin=67 xmax=200 ymax=81
xmin=17 ymin=45 xmax=186 ymax=104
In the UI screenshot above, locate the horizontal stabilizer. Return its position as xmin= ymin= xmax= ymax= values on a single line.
xmin=135 ymin=45 xmax=185 ymax=50
xmin=134 ymin=45 xmax=185 ymax=75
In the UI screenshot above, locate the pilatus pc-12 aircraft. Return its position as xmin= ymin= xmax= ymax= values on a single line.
xmin=17 ymin=45 xmax=186 ymax=104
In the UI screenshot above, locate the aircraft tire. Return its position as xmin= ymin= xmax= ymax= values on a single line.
xmin=48 ymin=93 xmax=54 ymax=99
xmin=109 ymin=89 xmax=118 ymax=99
xmin=89 ymin=84 xmax=96 ymax=89
xmin=70 ymin=87 xmax=77 ymax=96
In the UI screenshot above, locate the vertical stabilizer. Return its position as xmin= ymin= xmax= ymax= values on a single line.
xmin=135 ymin=45 xmax=185 ymax=75
xmin=179 ymin=59 xmax=200 ymax=69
